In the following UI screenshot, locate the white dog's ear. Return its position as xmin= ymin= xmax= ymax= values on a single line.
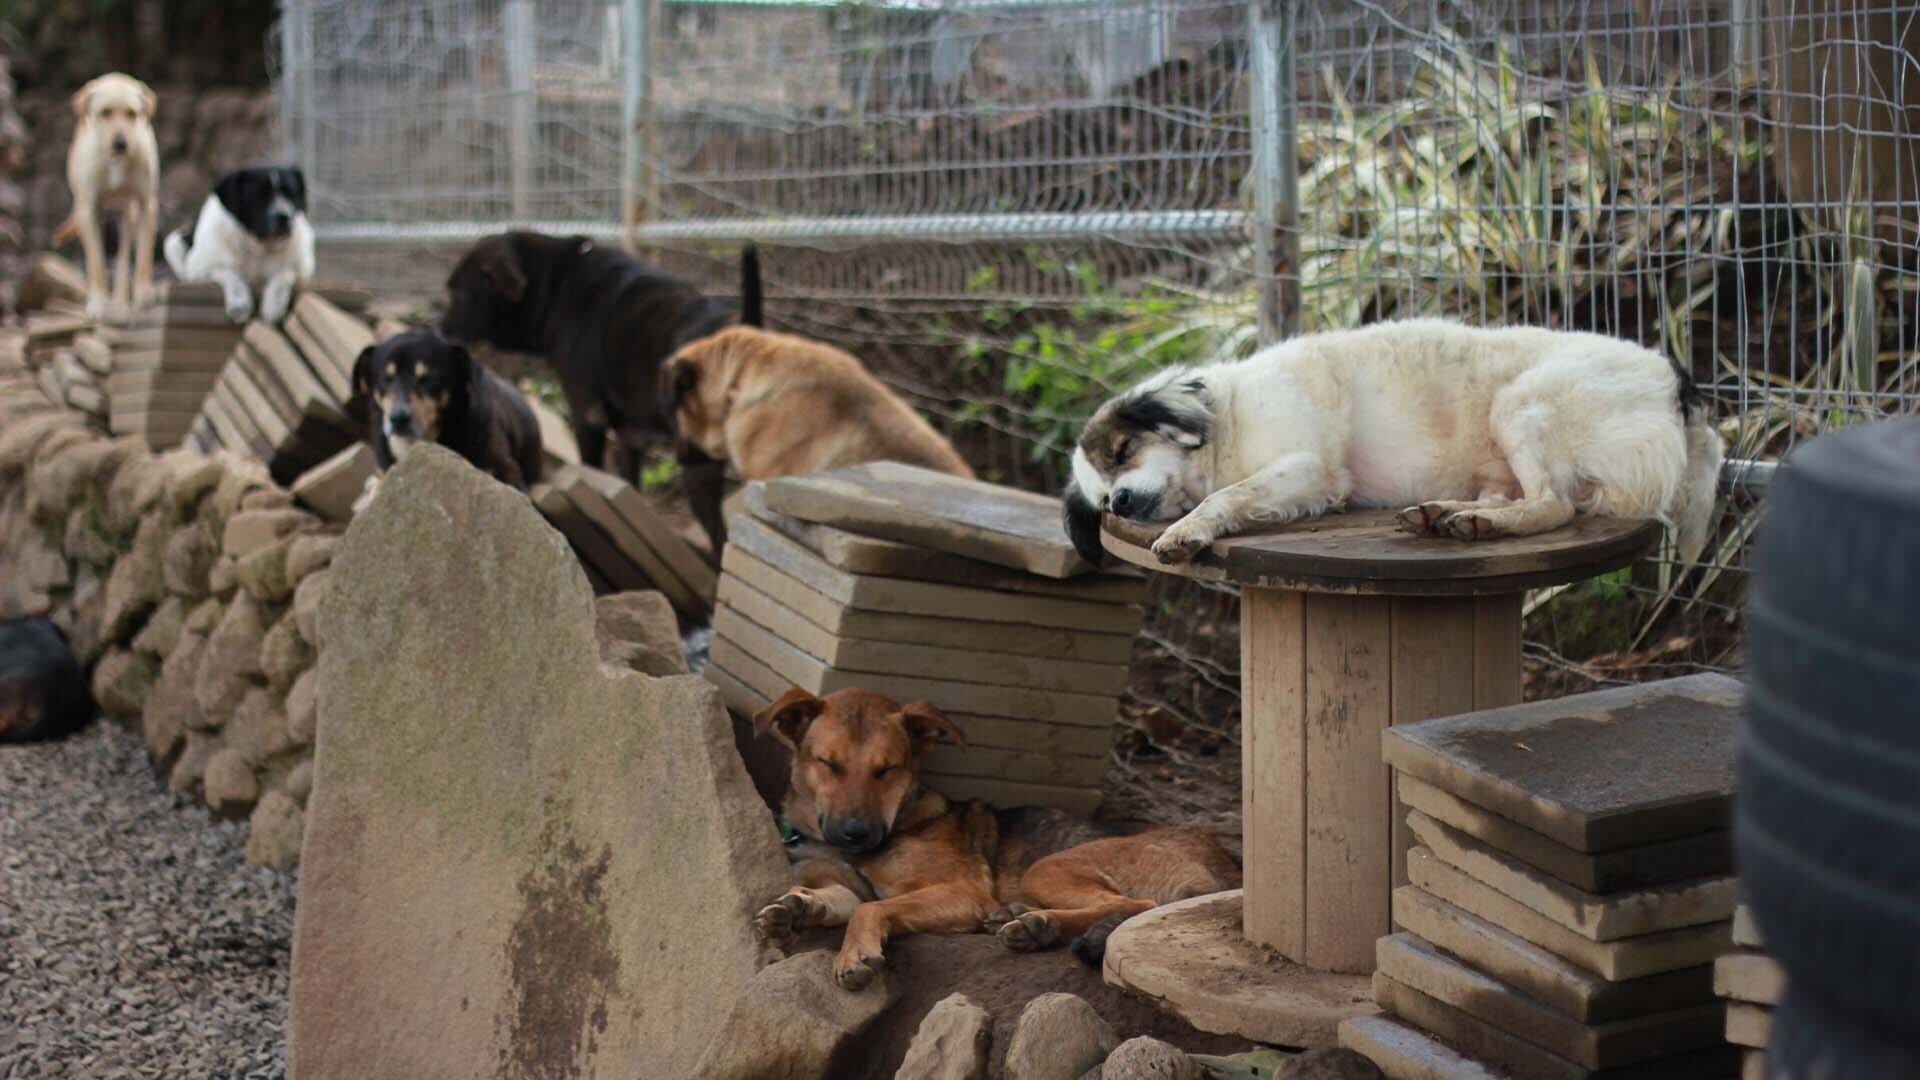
xmin=69 ymin=83 xmax=92 ymax=120
xmin=1117 ymin=375 xmax=1212 ymax=450
xmin=139 ymin=82 xmax=157 ymax=119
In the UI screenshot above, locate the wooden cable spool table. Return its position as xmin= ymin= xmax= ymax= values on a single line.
xmin=1099 ymin=509 xmax=1664 ymax=1046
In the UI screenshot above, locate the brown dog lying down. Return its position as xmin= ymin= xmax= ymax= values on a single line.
xmin=660 ymin=326 xmax=973 ymax=491
xmin=752 ymin=687 xmax=1241 ymax=990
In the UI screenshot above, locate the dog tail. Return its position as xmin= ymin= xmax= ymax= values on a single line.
xmin=738 ymin=242 xmax=763 ymax=327
xmin=1674 ymin=417 xmax=1723 ymax=565
xmin=50 ymin=214 xmax=76 ymax=247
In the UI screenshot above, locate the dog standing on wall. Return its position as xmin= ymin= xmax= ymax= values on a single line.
xmin=52 ymin=73 xmax=160 ymax=321
xmin=351 ymin=328 xmax=543 ymax=499
xmin=437 ymin=232 xmax=761 ymax=555
xmin=1063 ymin=319 xmax=1724 ymax=566
xmin=659 ymin=325 xmax=973 ymax=487
xmin=164 ymin=166 xmax=315 ymax=325
xmin=752 ymin=687 xmax=1241 ymax=990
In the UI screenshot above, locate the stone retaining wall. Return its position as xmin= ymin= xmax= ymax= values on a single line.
xmin=0 ymin=406 xmax=335 ymax=869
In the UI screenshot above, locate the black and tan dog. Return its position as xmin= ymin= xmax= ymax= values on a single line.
xmin=351 ymin=328 xmax=543 ymax=493
xmin=0 ymin=617 xmax=92 ymax=744
xmin=437 ymin=231 xmax=761 ymax=554
xmin=752 ymin=687 xmax=1241 ymax=990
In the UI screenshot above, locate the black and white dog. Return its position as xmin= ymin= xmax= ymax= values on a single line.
xmin=163 ymin=165 xmax=315 ymax=324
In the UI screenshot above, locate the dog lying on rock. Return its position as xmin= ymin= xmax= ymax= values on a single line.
xmin=751 ymin=686 xmax=1240 ymax=990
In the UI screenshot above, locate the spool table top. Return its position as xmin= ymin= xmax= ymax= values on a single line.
xmin=1101 ymin=510 xmax=1663 ymax=596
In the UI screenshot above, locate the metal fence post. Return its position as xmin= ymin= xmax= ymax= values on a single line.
xmin=279 ymin=0 xmax=315 ymax=173
xmin=621 ymin=0 xmax=656 ymax=240
xmin=1249 ymin=0 xmax=1300 ymax=345
xmin=505 ymin=0 xmax=536 ymax=223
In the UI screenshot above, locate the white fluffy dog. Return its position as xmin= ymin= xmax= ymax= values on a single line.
xmin=1063 ymin=319 xmax=1723 ymax=566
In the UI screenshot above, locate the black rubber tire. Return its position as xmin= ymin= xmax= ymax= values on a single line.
xmin=1768 ymin=987 xmax=1920 ymax=1080
xmin=1740 ymin=417 xmax=1920 ymax=1055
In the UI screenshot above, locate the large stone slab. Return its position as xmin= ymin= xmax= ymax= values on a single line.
xmin=760 ymin=461 xmax=1098 ymax=578
xmin=289 ymin=444 xmax=791 ymax=1080
xmin=1406 ymin=848 xmax=1731 ymax=982
xmin=687 ymin=949 xmax=898 ymax=1079
xmin=1374 ymin=935 xmax=1723 ymax=1069
xmin=1391 ymin=887 xmax=1713 ymax=1023
xmin=1406 ymin=813 xmax=1736 ymax=941
xmin=1383 ymin=675 xmax=1741 ymax=851
xmin=1395 ymin=774 xmax=1730 ymax=894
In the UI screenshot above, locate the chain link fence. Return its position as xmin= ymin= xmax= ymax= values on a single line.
xmin=277 ymin=0 xmax=1920 ymax=828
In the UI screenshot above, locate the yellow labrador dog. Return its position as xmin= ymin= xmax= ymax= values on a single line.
xmin=52 ymin=73 xmax=159 ymax=321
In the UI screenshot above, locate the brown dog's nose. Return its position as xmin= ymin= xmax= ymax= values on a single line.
xmin=827 ymin=819 xmax=883 ymax=852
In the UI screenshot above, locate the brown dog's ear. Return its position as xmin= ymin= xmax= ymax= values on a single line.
xmin=899 ymin=701 xmax=966 ymax=750
xmin=754 ymin=688 xmax=824 ymax=749
xmin=351 ymin=345 xmax=378 ymax=400
xmin=481 ymin=248 xmax=527 ymax=302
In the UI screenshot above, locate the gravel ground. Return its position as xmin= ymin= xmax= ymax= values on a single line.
xmin=0 ymin=723 xmax=295 ymax=1079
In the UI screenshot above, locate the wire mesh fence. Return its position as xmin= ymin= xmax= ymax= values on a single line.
xmin=277 ymin=0 xmax=1920 ymax=822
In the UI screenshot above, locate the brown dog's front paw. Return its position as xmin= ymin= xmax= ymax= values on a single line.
xmin=996 ymin=911 xmax=1062 ymax=953
xmin=833 ymin=949 xmax=885 ymax=991
xmin=982 ymin=903 xmax=1031 ymax=934
xmin=755 ymin=890 xmax=822 ymax=945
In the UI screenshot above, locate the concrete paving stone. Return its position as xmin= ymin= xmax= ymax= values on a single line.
xmin=1383 ymin=675 xmax=1741 ymax=851
xmin=1372 ymin=974 xmax=1738 ymax=1080
xmin=1407 ymin=812 xmax=1737 ymax=941
xmin=1713 ymin=952 xmax=1784 ymax=1007
xmin=1396 ymin=773 xmax=1731 ymax=894
xmin=1406 ymin=848 xmax=1735 ymax=981
xmin=1392 ymin=886 xmax=1715 ymax=1023
xmin=1375 ymin=934 xmax=1724 ymax=1069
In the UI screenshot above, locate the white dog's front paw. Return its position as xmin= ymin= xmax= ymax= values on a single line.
xmin=224 ymin=296 xmax=254 ymax=324
xmin=84 ymin=293 xmax=108 ymax=321
xmin=1151 ymin=519 xmax=1215 ymax=564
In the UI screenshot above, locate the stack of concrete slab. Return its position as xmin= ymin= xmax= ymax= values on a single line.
xmin=1340 ymin=674 xmax=1745 ymax=1080
xmin=532 ymin=464 xmax=717 ymax=622
xmin=102 ymin=284 xmax=250 ymax=448
xmin=23 ymin=314 xmax=107 ymax=424
xmin=702 ymin=462 xmax=1144 ymax=814
xmin=188 ymin=319 xmax=362 ymax=485
xmin=1716 ymin=906 xmax=1781 ymax=1080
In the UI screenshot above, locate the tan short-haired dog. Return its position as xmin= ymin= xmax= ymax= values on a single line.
xmin=660 ymin=326 xmax=974 ymax=495
xmin=52 ymin=73 xmax=160 ymax=321
xmin=752 ymin=687 xmax=1241 ymax=990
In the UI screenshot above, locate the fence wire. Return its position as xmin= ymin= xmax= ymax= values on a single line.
xmin=278 ymin=1 xmax=1920 ymax=800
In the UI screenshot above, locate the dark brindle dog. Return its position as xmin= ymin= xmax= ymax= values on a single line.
xmin=437 ymin=231 xmax=762 ymax=554
xmin=752 ymin=686 xmax=1241 ymax=990
xmin=0 ymin=617 xmax=92 ymax=743
xmin=352 ymin=328 xmax=543 ymax=492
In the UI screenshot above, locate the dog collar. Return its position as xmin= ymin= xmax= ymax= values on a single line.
xmin=776 ymin=818 xmax=801 ymax=846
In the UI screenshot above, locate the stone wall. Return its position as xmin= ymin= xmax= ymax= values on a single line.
xmin=0 ymin=406 xmax=335 ymax=870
